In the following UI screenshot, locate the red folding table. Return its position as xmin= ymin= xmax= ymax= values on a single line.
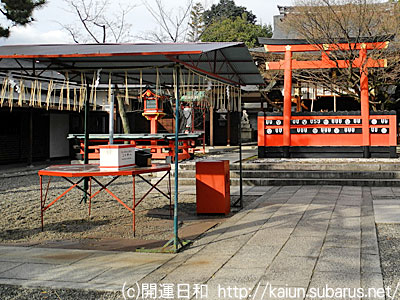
xmin=38 ymin=164 xmax=171 ymax=235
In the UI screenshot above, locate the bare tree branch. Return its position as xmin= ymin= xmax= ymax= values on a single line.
xmin=60 ymin=0 xmax=136 ymax=43
xmin=141 ymin=0 xmax=193 ymax=42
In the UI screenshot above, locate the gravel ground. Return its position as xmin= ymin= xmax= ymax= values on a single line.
xmin=376 ymin=224 xmax=400 ymax=295
xmin=0 ymin=171 xmax=256 ymax=244
xmin=0 ymin=285 xmax=122 ymax=300
xmin=0 ymin=172 xmax=212 ymax=244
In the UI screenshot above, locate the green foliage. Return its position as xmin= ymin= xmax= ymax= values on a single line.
xmin=201 ymin=14 xmax=272 ymax=48
xmin=203 ymin=0 xmax=256 ymax=25
xmin=188 ymin=2 xmax=204 ymax=42
xmin=0 ymin=0 xmax=46 ymax=37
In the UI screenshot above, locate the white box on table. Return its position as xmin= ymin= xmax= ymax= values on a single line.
xmin=99 ymin=144 xmax=137 ymax=170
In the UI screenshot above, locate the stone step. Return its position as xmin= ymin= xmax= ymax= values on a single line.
xmin=178 ymin=161 xmax=400 ymax=171
xmin=174 ymin=170 xmax=400 ymax=180
xmin=178 ymin=177 xmax=400 ymax=187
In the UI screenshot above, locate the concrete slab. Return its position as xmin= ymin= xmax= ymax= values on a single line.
xmin=171 ymin=221 xmax=220 ymax=240
xmin=372 ymin=199 xmax=400 ymax=205
xmin=291 ymin=219 xmax=330 ymax=237
xmin=223 ymin=245 xmax=279 ymax=269
xmin=37 ymin=264 xmax=110 ymax=283
xmin=206 ymin=282 xmax=258 ymax=300
xmin=75 ymin=251 xmax=174 ymax=269
xmin=315 ymin=247 xmax=360 ymax=274
xmin=263 ymin=256 xmax=317 ymax=287
xmin=0 ymin=246 xmax=31 ymax=257
xmin=88 ymin=266 xmax=154 ymax=285
xmin=0 ymin=247 xmax=93 ymax=264
xmin=373 ymin=204 xmax=400 ymax=223
xmin=0 ymin=261 xmax=23 ymax=274
xmin=8 ymin=279 xmax=122 ymax=292
xmin=255 ymin=284 xmax=307 ymax=300
xmin=230 ymin=185 xmax=252 ymax=196
xmin=361 ymin=273 xmax=385 ymax=300
xmin=308 ymin=271 xmax=361 ymax=295
xmin=280 ymin=236 xmax=324 ymax=257
xmin=361 ymin=254 xmax=382 ymax=273
xmin=0 ymin=263 xmax=60 ymax=280
xmin=210 ymin=267 xmax=264 ymax=285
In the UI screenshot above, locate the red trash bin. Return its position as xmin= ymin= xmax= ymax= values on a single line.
xmin=196 ymin=160 xmax=230 ymax=215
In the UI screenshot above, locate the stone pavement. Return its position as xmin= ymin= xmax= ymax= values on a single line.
xmin=204 ymin=146 xmax=257 ymax=163
xmin=0 ymin=185 xmax=390 ymax=300
xmin=372 ymin=187 xmax=400 ymax=223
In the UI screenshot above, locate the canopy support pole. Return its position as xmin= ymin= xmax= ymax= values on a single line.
xmin=82 ymin=84 xmax=90 ymax=203
xmin=109 ymin=89 xmax=115 ymax=145
xmin=28 ymin=109 xmax=33 ymax=166
xmin=174 ymin=65 xmax=180 ymax=249
xmin=233 ymin=111 xmax=243 ymax=209
xmin=210 ymin=105 xmax=214 ymax=147
xmin=162 ymin=64 xmax=190 ymax=253
xmin=239 ymin=114 xmax=243 ymax=208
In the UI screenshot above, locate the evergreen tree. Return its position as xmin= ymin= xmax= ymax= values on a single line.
xmin=0 ymin=0 xmax=46 ymax=37
xmin=201 ymin=14 xmax=272 ymax=48
xmin=187 ymin=2 xmax=204 ymax=42
xmin=203 ymin=0 xmax=256 ymax=26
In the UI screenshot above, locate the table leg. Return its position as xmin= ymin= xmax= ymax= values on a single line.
xmin=41 ymin=177 xmax=52 ymax=231
xmin=183 ymin=140 xmax=189 ymax=159
xmin=169 ymin=140 xmax=174 ymax=162
xmin=168 ymin=171 xmax=172 ymax=217
xmin=89 ymin=177 xmax=92 ymax=216
xmin=40 ymin=175 xmax=43 ymax=231
xmin=132 ymin=175 xmax=136 ymax=237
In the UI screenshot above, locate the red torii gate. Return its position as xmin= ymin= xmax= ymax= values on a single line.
xmin=257 ymin=38 xmax=396 ymax=158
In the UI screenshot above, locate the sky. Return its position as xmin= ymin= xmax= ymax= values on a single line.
xmin=0 ymin=0 xmax=293 ymax=45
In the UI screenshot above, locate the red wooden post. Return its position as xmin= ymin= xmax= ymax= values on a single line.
xmin=150 ymin=119 xmax=158 ymax=134
xmin=257 ymin=113 xmax=265 ymax=147
xmin=283 ymin=46 xmax=293 ymax=150
xmin=360 ymin=44 xmax=370 ymax=153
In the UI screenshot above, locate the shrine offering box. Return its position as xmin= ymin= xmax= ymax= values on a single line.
xmin=135 ymin=150 xmax=152 ymax=167
xmin=196 ymin=160 xmax=230 ymax=215
xmin=99 ymin=145 xmax=136 ymax=170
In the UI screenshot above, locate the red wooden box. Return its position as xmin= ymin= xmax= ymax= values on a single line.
xmin=196 ymin=160 xmax=230 ymax=215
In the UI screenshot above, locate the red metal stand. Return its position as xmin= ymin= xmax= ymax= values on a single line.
xmin=77 ymin=136 xmax=199 ymax=161
xmin=39 ymin=164 xmax=171 ymax=235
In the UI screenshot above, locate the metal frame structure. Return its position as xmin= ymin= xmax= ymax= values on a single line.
xmin=0 ymin=42 xmax=263 ymax=251
xmin=39 ymin=164 xmax=171 ymax=235
xmin=68 ymin=133 xmax=202 ymax=161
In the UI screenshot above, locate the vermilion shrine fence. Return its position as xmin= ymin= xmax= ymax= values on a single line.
xmin=257 ymin=38 xmax=397 ymax=158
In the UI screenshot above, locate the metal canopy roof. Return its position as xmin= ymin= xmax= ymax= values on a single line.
xmin=0 ymin=42 xmax=254 ymax=249
xmin=0 ymin=42 xmax=264 ymax=86
xmin=258 ymin=36 xmax=393 ymax=45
